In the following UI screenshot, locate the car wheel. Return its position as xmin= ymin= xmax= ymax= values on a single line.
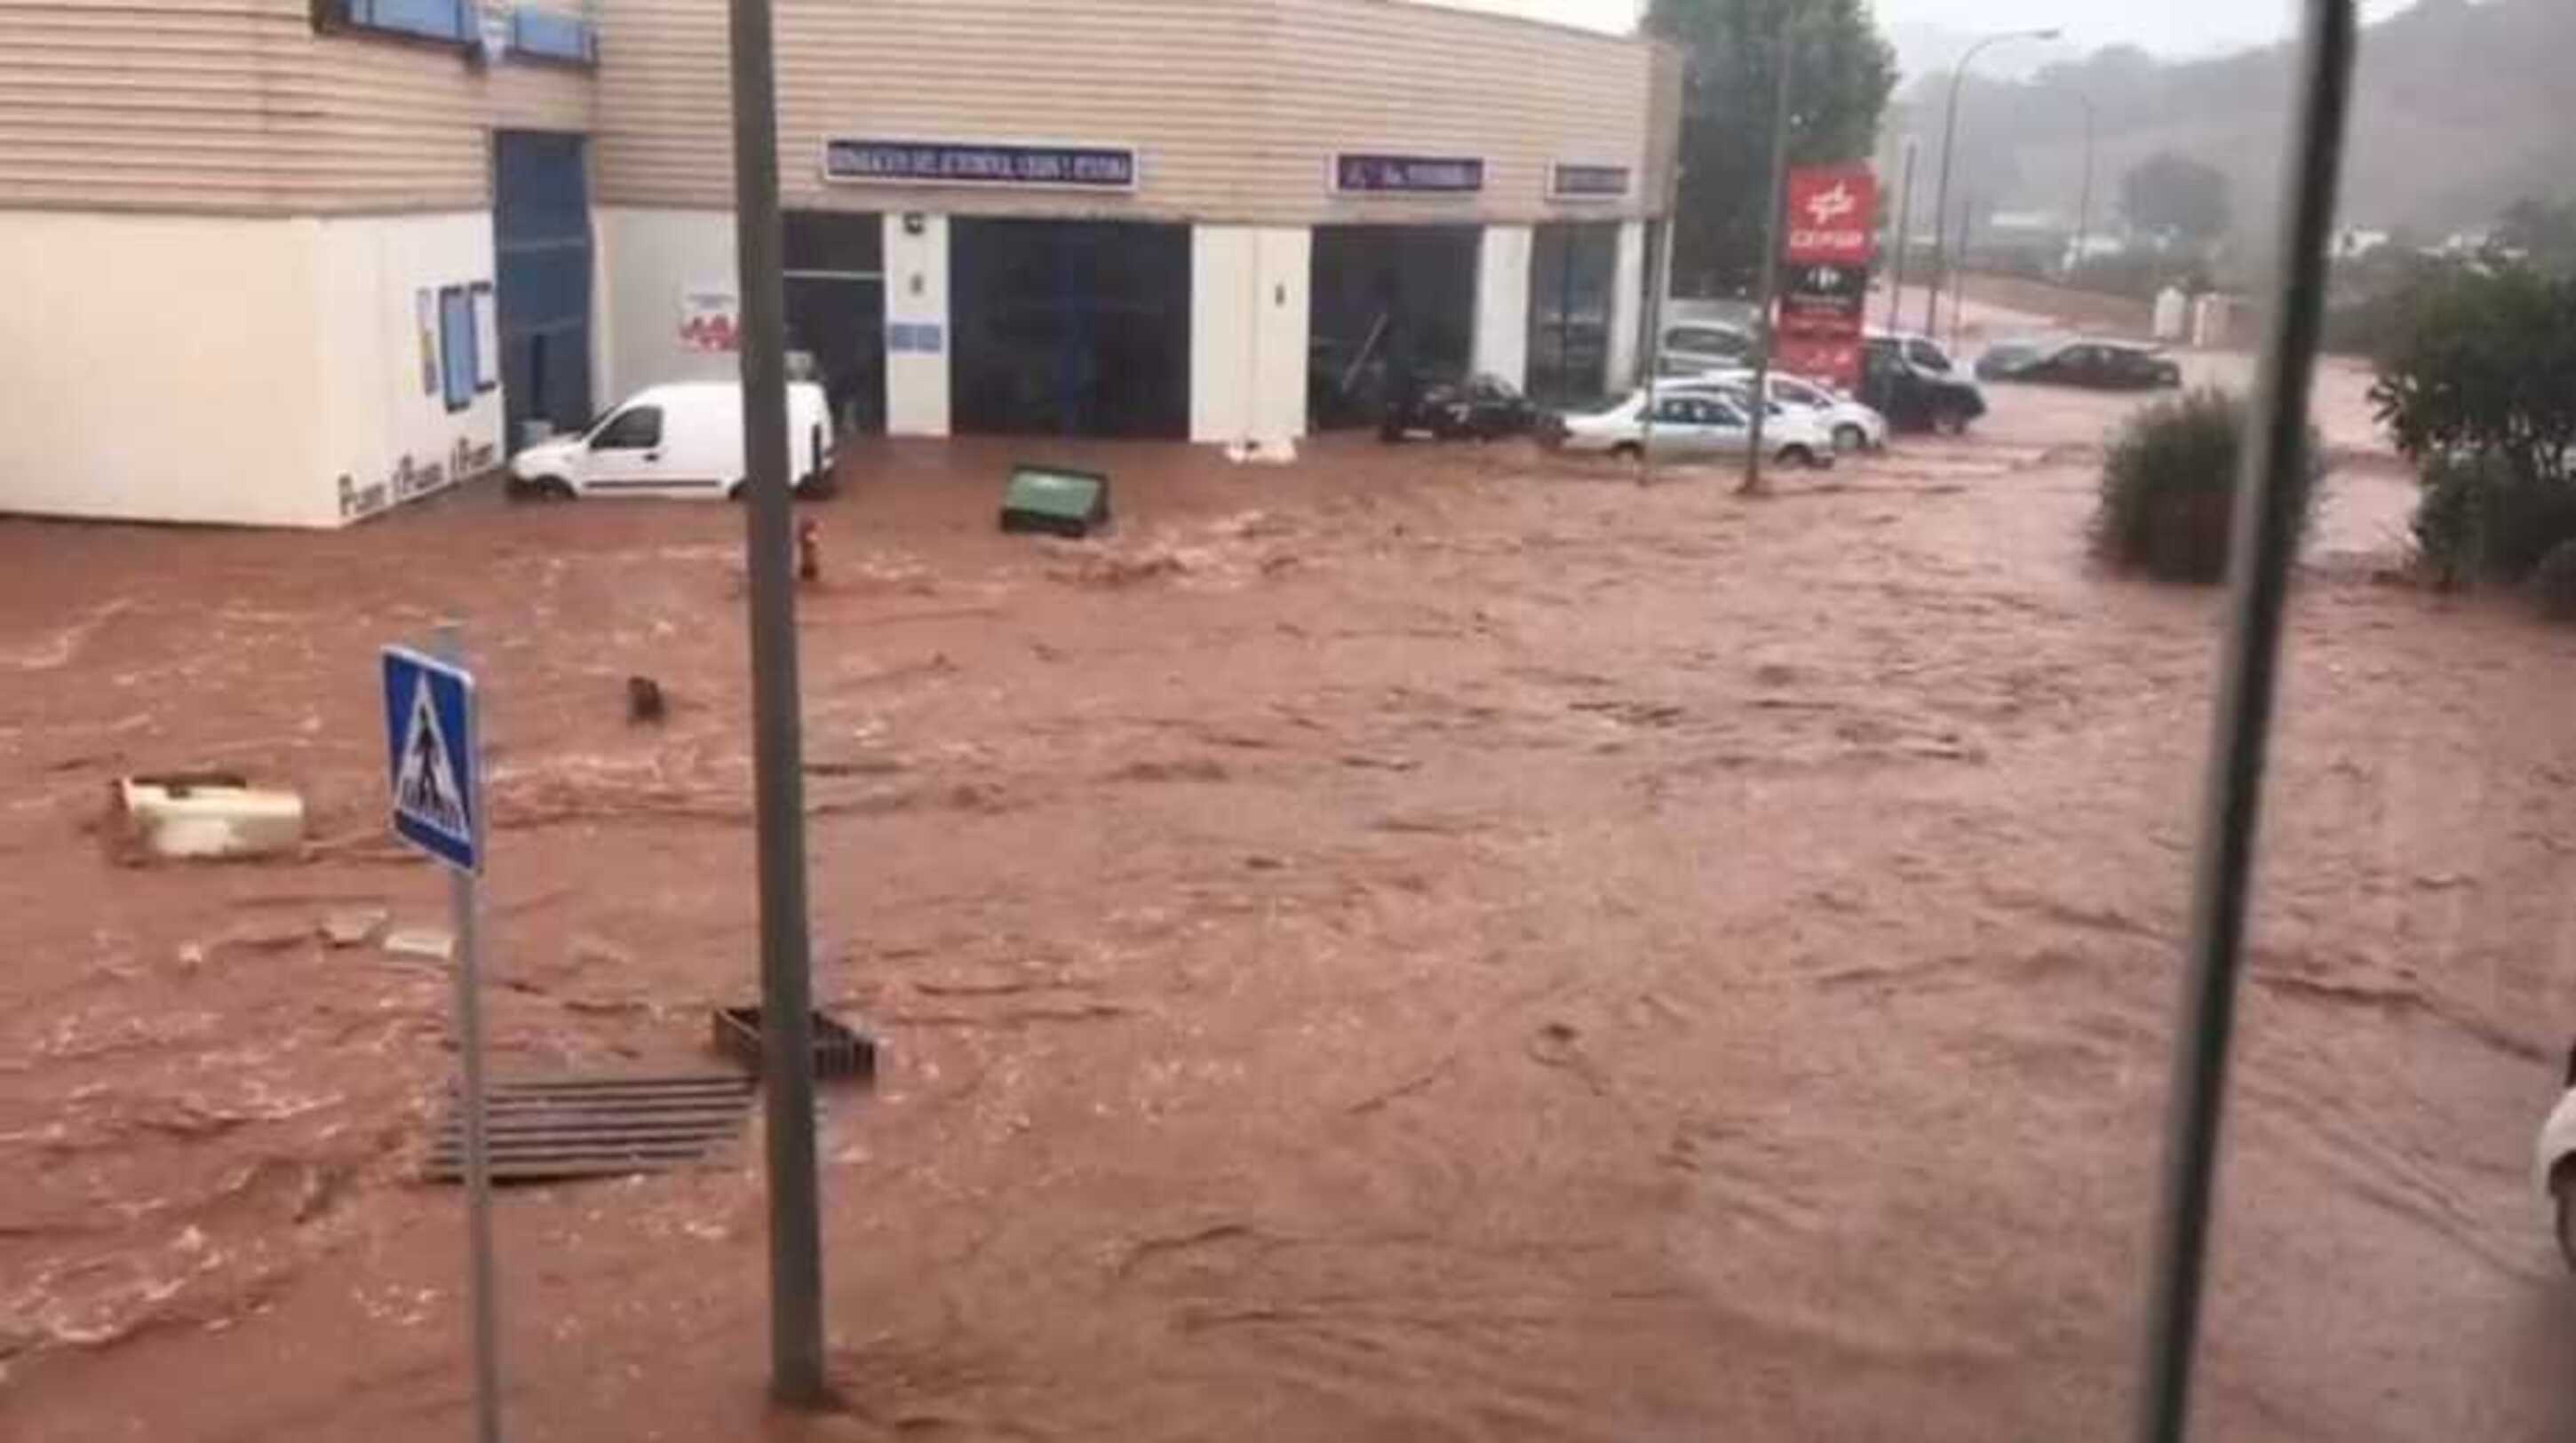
xmin=1610 ymin=441 xmax=1643 ymax=462
xmin=1938 ymin=406 xmax=1973 ymax=436
xmin=1833 ymin=423 xmax=1867 ymax=454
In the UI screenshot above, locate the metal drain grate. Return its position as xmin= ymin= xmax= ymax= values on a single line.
xmin=426 ymin=1073 xmax=757 ymax=1184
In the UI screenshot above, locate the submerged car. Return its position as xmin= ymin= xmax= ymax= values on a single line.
xmin=1993 ymin=338 xmax=2184 ymax=390
xmin=1380 ymin=373 xmax=1542 ymax=442
xmin=508 ymin=381 xmax=834 ymax=500
xmin=1859 ymin=332 xmax=1987 ymax=434
xmin=1543 ymin=385 xmax=1835 ymax=469
xmin=1976 ymin=337 xmax=2058 ymax=381
xmin=1691 ymin=369 xmax=1889 ymax=453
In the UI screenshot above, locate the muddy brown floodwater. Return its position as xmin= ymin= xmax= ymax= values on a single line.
xmin=4 ymin=351 xmax=2575 ymax=1441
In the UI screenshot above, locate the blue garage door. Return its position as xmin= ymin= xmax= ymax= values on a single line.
xmin=494 ymin=131 xmax=592 ymax=444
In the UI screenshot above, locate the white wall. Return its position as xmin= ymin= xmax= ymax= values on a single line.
xmin=1189 ymin=225 xmax=1312 ymax=447
xmin=311 ymin=210 xmax=505 ymax=524
xmin=1607 ymin=219 xmax=1645 ymax=393
xmin=881 ymin=212 xmax=951 ymax=438
xmin=1473 ymin=225 xmax=1533 ymax=390
xmin=596 ymin=206 xmax=740 ymax=404
xmin=0 ymin=213 xmax=327 ymax=526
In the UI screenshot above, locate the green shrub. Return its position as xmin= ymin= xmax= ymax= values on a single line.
xmin=2412 ymin=451 xmax=2576 ymax=585
xmin=2092 ymin=388 xmax=2322 ymax=583
xmin=2533 ymin=540 xmax=2576 ymax=622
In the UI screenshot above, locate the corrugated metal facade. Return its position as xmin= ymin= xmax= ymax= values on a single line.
xmin=595 ymin=0 xmax=1678 ymax=225
xmin=0 ymin=0 xmax=594 ymax=214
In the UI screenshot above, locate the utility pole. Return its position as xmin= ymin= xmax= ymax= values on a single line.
xmin=1741 ymin=0 xmax=1795 ymax=497
xmin=1639 ymin=157 xmax=1681 ymax=486
xmin=724 ymin=0 xmax=826 ymax=1407
xmin=1949 ymin=186 xmax=1975 ymax=353
xmin=2072 ymin=91 xmax=2097 ymax=281
xmin=1887 ymin=136 xmax=1919 ymax=332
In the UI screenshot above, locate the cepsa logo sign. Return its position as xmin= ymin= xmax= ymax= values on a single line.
xmin=1785 ymin=165 xmax=1879 ymax=266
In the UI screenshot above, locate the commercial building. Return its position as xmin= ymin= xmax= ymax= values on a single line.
xmin=0 ymin=0 xmax=1679 ymax=527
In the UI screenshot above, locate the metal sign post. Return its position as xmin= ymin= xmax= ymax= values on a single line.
xmin=725 ymin=0 xmax=829 ymax=1407
xmin=383 ymin=631 xmax=498 ymax=1443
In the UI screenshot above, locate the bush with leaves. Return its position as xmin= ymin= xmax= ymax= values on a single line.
xmin=2093 ymin=388 xmax=2323 ymax=583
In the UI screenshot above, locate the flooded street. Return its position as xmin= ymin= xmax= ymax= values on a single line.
xmin=4 ymin=361 xmax=2576 ymax=1440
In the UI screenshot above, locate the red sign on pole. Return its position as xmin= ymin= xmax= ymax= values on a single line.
xmin=1785 ymin=164 xmax=1879 ymax=266
xmin=1777 ymin=163 xmax=1879 ymax=388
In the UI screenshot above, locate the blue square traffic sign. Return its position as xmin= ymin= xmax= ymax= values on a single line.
xmin=383 ymin=646 xmax=481 ymax=874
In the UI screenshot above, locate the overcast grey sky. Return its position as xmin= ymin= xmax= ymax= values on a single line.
xmin=1434 ymin=0 xmax=2415 ymax=63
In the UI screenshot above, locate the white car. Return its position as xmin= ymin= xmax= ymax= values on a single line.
xmin=2535 ymin=1051 xmax=2576 ymax=1269
xmin=1546 ymin=386 xmax=1835 ymax=469
xmin=1695 ymin=369 xmax=1888 ymax=454
xmin=508 ymin=380 xmax=833 ymax=501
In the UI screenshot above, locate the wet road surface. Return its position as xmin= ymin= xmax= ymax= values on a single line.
xmin=3 ymin=359 xmax=2574 ymax=1440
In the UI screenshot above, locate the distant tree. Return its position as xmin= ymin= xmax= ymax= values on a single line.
xmin=1647 ymin=0 xmax=1897 ymax=295
xmin=2494 ymin=197 xmax=2576 ymax=275
xmin=2119 ymin=153 xmax=2232 ymax=245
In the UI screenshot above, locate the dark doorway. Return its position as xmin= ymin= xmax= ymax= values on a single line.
xmin=950 ymin=219 xmax=1191 ymax=439
xmin=1308 ymin=224 xmax=1477 ymax=430
xmin=784 ymin=210 xmax=886 ymax=436
xmin=1527 ymin=223 xmax=1620 ymax=407
xmin=492 ymin=131 xmax=592 ymax=445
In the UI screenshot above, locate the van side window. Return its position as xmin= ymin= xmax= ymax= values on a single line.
xmin=592 ymin=406 xmax=663 ymax=450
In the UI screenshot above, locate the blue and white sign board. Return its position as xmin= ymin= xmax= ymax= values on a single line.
xmin=383 ymin=646 xmax=481 ymax=874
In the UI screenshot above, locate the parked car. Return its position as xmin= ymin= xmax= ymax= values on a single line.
xmin=1994 ymin=338 xmax=2185 ymax=390
xmin=1380 ymin=373 xmax=1542 ymax=442
xmin=1660 ymin=321 xmax=1756 ymax=373
xmin=508 ymin=381 xmax=834 ymax=500
xmin=1975 ymin=337 xmax=2058 ymax=381
xmin=1543 ymin=385 xmax=1835 ymax=469
xmin=1692 ymin=369 xmax=1889 ymax=453
xmin=1858 ymin=332 xmax=1987 ymax=434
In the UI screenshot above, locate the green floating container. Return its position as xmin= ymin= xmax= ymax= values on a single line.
xmin=999 ymin=464 xmax=1112 ymax=538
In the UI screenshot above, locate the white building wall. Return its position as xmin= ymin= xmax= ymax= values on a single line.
xmin=0 ymin=212 xmax=327 ymax=527
xmin=596 ymin=206 xmax=739 ymax=403
xmin=1189 ymin=225 xmax=1311 ymax=447
xmin=311 ymin=210 xmax=505 ymax=524
xmin=1608 ymin=219 xmax=1646 ymax=393
xmin=1473 ymin=225 xmax=1533 ymax=390
xmin=882 ymin=213 xmax=952 ymax=438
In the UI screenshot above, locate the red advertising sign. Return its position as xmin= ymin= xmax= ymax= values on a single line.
xmin=1776 ymin=164 xmax=1878 ymax=387
xmin=1784 ymin=164 xmax=1879 ymax=266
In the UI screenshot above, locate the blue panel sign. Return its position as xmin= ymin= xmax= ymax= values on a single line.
xmin=824 ymin=139 xmax=1138 ymax=191
xmin=1332 ymin=153 xmax=1485 ymax=195
xmin=1550 ymin=163 xmax=1634 ymax=201
xmin=887 ymin=322 xmax=946 ymax=355
xmin=383 ymin=646 xmax=480 ymax=874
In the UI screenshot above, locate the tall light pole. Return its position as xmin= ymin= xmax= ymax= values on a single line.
xmin=1740 ymin=0 xmax=1797 ymax=496
xmin=1886 ymin=135 xmax=1919 ymax=332
xmin=2071 ymin=91 xmax=2098 ymax=281
xmin=1920 ymin=27 xmax=2060 ymax=335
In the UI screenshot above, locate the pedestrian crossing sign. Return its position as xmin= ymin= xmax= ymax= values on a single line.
xmin=383 ymin=646 xmax=481 ymax=873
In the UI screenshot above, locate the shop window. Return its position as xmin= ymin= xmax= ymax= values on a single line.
xmin=508 ymin=5 xmax=597 ymax=64
xmin=326 ymin=0 xmax=473 ymax=44
xmin=439 ymin=286 xmax=477 ymax=413
xmin=471 ymin=283 xmax=498 ymax=392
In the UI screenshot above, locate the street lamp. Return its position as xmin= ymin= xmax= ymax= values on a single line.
xmin=2071 ymin=90 xmax=2097 ymax=281
xmin=1920 ymin=27 xmax=2061 ymax=336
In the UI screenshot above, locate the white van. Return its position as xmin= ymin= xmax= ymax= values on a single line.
xmin=507 ymin=381 xmax=833 ymax=500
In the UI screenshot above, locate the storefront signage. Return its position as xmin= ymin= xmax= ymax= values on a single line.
xmin=823 ymin=139 xmax=1139 ymax=192
xmin=1785 ymin=164 xmax=1879 ymax=266
xmin=1780 ymin=263 xmax=1869 ymax=328
xmin=679 ymin=281 xmax=739 ymax=353
xmin=1332 ymin=153 xmax=1484 ymax=195
xmin=1549 ymin=163 xmax=1633 ymax=201
xmin=887 ymin=322 xmax=944 ymax=355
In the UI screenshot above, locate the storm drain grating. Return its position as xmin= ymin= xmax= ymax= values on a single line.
xmin=426 ymin=1073 xmax=757 ymax=1184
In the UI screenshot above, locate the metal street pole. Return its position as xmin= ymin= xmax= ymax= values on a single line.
xmin=1887 ymin=136 xmax=1919 ymax=333
xmin=434 ymin=621 xmax=499 ymax=1443
xmin=724 ymin=0 xmax=826 ymax=1407
xmin=2134 ymin=3 xmax=2357 ymax=1440
xmin=2073 ymin=92 xmax=2097 ymax=281
xmin=1921 ymin=28 xmax=2059 ymax=336
xmin=1640 ymin=163 xmax=1681 ymax=486
xmin=1949 ymin=186 xmax=1974 ymax=353
xmin=1741 ymin=0 xmax=1796 ymax=496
